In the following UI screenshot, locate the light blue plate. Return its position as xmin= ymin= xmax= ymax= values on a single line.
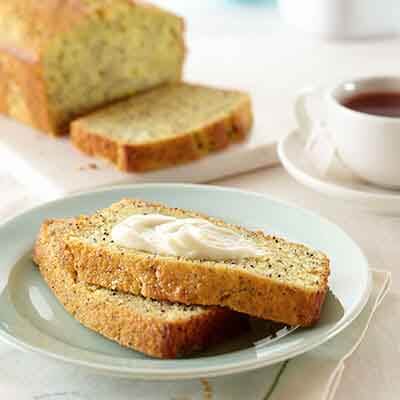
xmin=0 ymin=184 xmax=371 ymax=379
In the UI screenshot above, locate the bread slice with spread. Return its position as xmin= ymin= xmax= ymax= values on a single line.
xmin=64 ymin=198 xmax=330 ymax=326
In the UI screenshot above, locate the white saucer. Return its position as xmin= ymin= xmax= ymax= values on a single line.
xmin=278 ymin=130 xmax=400 ymax=215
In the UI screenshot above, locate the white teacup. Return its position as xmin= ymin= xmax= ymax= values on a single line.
xmin=297 ymin=76 xmax=400 ymax=189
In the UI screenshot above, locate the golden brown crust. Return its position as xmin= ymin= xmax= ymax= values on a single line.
xmin=75 ymin=245 xmax=328 ymax=327
xmin=0 ymin=0 xmax=91 ymax=136
xmin=0 ymin=51 xmax=57 ymax=134
xmin=69 ymin=124 xmax=120 ymax=164
xmin=0 ymin=56 xmax=8 ymax=113
xmin=0 ymin=1 xmax=178 ymax=61
xmin=0 ymin=1 xmax=85 ymax=60
xmin=70 ymin=94 xmax=253 ymax=172
xmin=67 ymin=198 xmax=330 ymax=327
xmin=33 ymin=219 xmax=247 ymax=358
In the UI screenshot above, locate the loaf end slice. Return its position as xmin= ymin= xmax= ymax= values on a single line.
xmin=70 ymin=83 xmax=253 ymax=171
xmin=66 ymin=198 xmax=330 ymax=326
xmin=33 ymin=218 xmax=248 ymax=359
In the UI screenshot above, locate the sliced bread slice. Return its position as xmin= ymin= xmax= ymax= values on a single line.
xmin=70 ymin=83 xmax=252 ymax=171
xmin=65 ymin=198 xmax=330 ymax=326
xmin=33 ymin=218 xmax=248 ymax=359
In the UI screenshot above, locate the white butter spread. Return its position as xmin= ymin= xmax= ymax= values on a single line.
xmin=111 ymin=213 xmax=265 ymax=260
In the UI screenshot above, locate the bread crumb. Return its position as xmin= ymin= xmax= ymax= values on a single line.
xmin=78 ymin=163 xmax=99 ymax=171
xmin=200 ymin=379 xmax=213 ymax=400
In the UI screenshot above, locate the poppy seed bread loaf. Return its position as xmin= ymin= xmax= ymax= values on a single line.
xmin=0 ymin=0 xmax=185 ymax=136
xmin=33 ymin=218 xmax=248 ymax=358
xmin=65 ymin=198 xmax=330 ymax=326
xmin=70 ymin=83 xmax=253 ymax=171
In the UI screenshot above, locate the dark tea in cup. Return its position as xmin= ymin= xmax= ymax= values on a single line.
xmin=342 ymin=92 xmax=400 ymax=118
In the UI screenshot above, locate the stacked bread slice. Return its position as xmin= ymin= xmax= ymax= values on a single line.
xmin=33 ymin=198 xmax=330 ymax=358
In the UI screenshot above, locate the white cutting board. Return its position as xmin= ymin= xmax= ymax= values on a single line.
xmin=0 ymin=114 xmax=278 ymax=200
xmin=2 ymin=4 xmax=400 ymax=200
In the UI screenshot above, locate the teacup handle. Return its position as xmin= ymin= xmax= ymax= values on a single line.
xmin=295 ymin=87 xmax=339 ymax=175
xmin=295 ymin=87 xmax=326 ymax=142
